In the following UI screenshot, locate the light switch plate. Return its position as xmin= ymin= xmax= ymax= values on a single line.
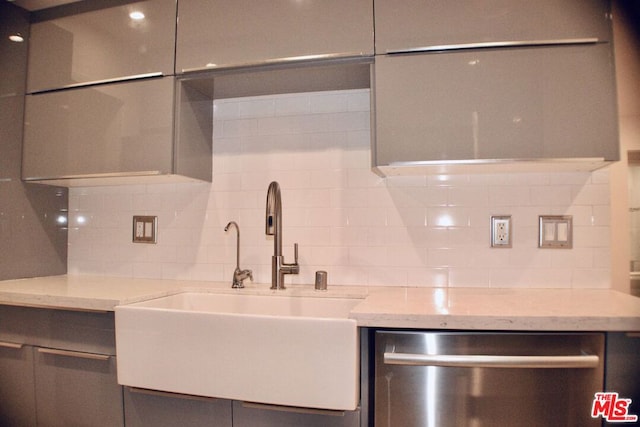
xmin=133 ymin=216 xmax=157 ymax=244
xmin=538 ymin=215 xmax=572 ymax=249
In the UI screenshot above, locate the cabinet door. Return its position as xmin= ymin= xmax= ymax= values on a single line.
xmin=34 ymin=348 xmax=123 ymax=427
xmin=604 ymin=332 xmax=640 ymax=425
xmin=27 ymin=0 xmax=177 ymax=93
xmin=124 ymin=387 xmax=232 ymax=427
xmin=373 ymin=44 xmax=618 ymax=167
xmin=175 ymin=0 xmax=373 ymax=73
xmin=232 ymin=401 xmax=360 ymax=427
xmin=0 ymin=343 xmax=36 ymax=427
xmin=23 ymin=77 xmax=174 ymax=181
xmin=375 ymin=0 xmax=611 ymax=54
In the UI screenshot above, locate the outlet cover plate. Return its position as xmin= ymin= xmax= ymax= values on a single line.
xmin=490 ymin=215 xmax=512 ymax=248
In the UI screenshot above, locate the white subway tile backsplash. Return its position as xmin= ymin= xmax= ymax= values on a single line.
xmin=488 ymin=186 xmax=530 ymax=206
xmin=274 ymin=95 xmax=311 ymax=116
xmin=530 ymin=185 xmax=572 ymax=206
xmin=449 ymin=268 xmax=489 ymax=288
xmin=238 ymin=98 xmax=275 ymax=118
xmin=406 ymin=267 xmax=448 ymax=287
xmin=571 ymin=184 xmax=610 ymax=205
xmin=448 ymin=186 xmax=489 ymax=206
xmin=68 ymin=89 xmax=612 ymax=289
xmin=310 ymin=93 xmax=349 ymax=113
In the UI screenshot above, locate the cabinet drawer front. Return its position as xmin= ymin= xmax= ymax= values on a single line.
xmin=27 ymin=0 xmax=177 ymax=93
xmin=23 ymin=77 xmax=175 ymax=182
xmin=233 ymin=401 xmax=360 ymax=427
xmin=375 ymin=0 xmax=611 ymax=54
xmin=124 ymin=387 xmax=233 ymax=427
xmin=373 ymin=44 xmax=618 ymax=166
xmin=35 ymin=350 xmax=123 ymax=427
xmin=0 ymin=345 xmax=37 ymax=427
xmin=0 ymin=305 xmax=116 ymax=355
xmin=176 ymin=0 xmax=373 ymax=73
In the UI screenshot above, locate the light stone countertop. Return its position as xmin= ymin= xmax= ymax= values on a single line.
xmin=0 ymin=275 xmax=638 ymax=331
xmin=0 ymin=275 xmax=368 ymax=312
xmin=350 ymin=287 xmax=640 ymax=331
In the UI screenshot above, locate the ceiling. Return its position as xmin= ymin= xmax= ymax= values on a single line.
xmin=11 ymin=0 xmax=81 ymax=11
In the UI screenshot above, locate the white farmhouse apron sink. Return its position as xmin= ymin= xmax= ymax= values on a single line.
xmin=115 ymin=292 xmax=360 ymax=410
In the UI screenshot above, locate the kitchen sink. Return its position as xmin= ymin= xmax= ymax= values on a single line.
xmin=115 ymin=292 xmax=361 ymax=410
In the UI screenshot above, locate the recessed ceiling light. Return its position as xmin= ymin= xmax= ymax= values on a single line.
xmin=9 ymin=34 xmax=24 ymax=42
xmin=129 ymin=11 xmax=145 ymax=20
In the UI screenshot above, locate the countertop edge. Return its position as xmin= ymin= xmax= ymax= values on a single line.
xmin=0 ymin=275 xmax=639 ymax=331
xmin=350 ymin=314 xmax=640 ymax=332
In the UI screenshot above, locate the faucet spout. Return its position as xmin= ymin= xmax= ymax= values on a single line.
xmin=265 ymin=181 xmax=299 ymax=290
xmin=224 ymin=221 xmax=252 ymax=288
xmin=265 ymin=182 xmax=282 ymax=257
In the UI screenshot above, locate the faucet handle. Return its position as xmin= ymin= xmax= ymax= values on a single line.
xmin=294 ymin=243 xmax=298 ymax=264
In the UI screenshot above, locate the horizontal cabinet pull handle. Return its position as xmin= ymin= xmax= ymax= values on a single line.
xmin=241 ymin=401 xmax=346 ymax=417
xmin=29 ymin=72 xmax=164 ymax=94
xmin=181 ymin=52 xmax=372 ymax=74
xmin=127 ymin=387 xmax=219 ymax=403
xmin=387 ymin=158 xmax=606 ymax=168
xmin=386 ymin=38 xmax=600 ymax=54
xmin=37 ymin=348 xmax=110 ymax=361
xmin=0 ymin=341 xmax=23 ymax=349
xmin=384 ymin=352 xmax=599 ymax=369
xmin=24 ymin=171 xmax=164 ymax=182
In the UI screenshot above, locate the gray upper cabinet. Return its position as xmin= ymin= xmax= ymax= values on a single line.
xmin=175 ymin=0 xmax=374 ymax=73
xmin=374 ymin=0 xmax=612 ymax=54
xmin=372 ymin=0 xmax=619 ymax=174
xmin=372 ymin=44 xmax=618 ymax=173
xmin=27 ymin=0 xmax=177 ymax=93
xmin=22 ymin=77 xmax=212 ymax=186
xmin=23 ymin=77 xmax=173 ymax=183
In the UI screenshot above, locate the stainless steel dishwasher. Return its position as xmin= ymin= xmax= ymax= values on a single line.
xmin=375 ymin=331 xmax=604 ymax=427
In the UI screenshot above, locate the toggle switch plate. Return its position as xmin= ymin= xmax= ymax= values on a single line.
xmin=133 ymin=216 xmax=157 ymax=244
xmin=538 ymin=215 xmax=572 ymax=249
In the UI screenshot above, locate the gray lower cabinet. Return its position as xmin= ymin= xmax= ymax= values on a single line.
xmin=0 ymin=343 xmax=37 ymax=426
xmin=123 ymin=389 xmax=360 ymax=427
xmin=232 ymin=401 xmax=360 ymax=427
xmin=124 ymin=387 xmax=232 ymax=427
xmin=0 ymin=305 xmax=122 ymax=427
xmin=604 ymin=332 xmax=640 ymax=425
xmin=175 ymin=0 xmax=373 ymax=73
xmin=34 ymin=348 xmax=122 ymax=427
xmin=374 ymin=0 xmax=611 ymax=54
xmin=372 ymin=43 xmax=618 ymax=172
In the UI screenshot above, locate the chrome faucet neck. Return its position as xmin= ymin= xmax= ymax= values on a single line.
xmin=265 ymin=181 xmax=299 ymax=290
xmin=265 ymin=181 xmax=282 ymax=257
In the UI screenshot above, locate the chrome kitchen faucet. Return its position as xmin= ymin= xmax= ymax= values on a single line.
xmin=265 ymin=181 xmax=299 ymax=290
xmin=224 ymin=221 xmax=252 ymax=288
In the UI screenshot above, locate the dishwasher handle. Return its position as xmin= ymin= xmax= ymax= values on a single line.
xmin=384 ymin=352 xmax=600 ymax=369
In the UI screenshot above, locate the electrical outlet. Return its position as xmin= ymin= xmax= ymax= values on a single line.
xmin=491 ymin=215 xmax=512 ymax=248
